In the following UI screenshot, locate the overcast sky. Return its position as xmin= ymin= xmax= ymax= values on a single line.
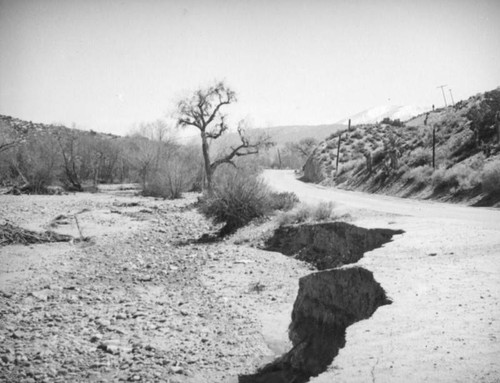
xmin=1 ymin=0 xmax=499 ymax=135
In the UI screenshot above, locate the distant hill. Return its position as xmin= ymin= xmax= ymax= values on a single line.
xmin=258 ymin=123 xmax=345 ymax=146
xmin=337 ymin=105 xmax=431 ymax=125
xmin=303 ymin=87 xmax=500 ymax=207
xmin=181 ymin=123 xmax=345 ymax=149
xmin=0 ymin=114 xmax=119 ymax=140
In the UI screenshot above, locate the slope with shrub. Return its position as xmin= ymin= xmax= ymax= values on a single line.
xmin=302 ymin=87 xmax=500 ymax=206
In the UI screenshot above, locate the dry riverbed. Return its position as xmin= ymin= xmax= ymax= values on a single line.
xmin=0 ymin=188 xmax=311 ymax=383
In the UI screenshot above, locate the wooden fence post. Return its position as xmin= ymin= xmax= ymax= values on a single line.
xmin=335 ymin=133 xmax=341 ymax=175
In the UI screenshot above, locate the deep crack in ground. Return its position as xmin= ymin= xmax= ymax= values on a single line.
xmin=240 ymin=222 xmax=403 ymax=383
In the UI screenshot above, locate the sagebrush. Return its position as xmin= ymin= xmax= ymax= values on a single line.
xmin=198 ymin=168 xmax=272 ymax=236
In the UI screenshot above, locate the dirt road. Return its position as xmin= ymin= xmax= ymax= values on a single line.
xmin=262 ymin=169 xmax=500 ymax=382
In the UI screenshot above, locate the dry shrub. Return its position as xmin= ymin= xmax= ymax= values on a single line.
xmin=432 ymin=162 xmax=481 ymax=192
xmin=372 ymin=149 xmax=386 ymax=166
xmin=1 ymin=222 xmax=73 ymax=246
xmin=402 ymin=165 xmax=433 ymax=185
xmin=407 ymin=147 xmax=431 ymax=167
xmin=277 ymin=201 xmax=338 ymax=226
xmin=269 ymin=192 xmax=299 ymax=211
xmin=198 ymin=168 xmax=271 ymax=236
xmin=142 ymin=158 xmax=195 ymax=199
xmin=481 ymin=159 xmax=500 ymax=194
xmin=339 ymin=159 xmax=364 ymax=175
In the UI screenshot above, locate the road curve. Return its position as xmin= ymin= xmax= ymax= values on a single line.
xmin=262 ymin=169 xmax=500 ymax=228
xmin=262 ymin=169 xmax=500 ymax=383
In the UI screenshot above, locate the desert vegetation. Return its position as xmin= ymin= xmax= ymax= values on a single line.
xmin=277 ymin=201 xmax=340 ymax=226
xmin=175 ymin=81 xmax=274 ymax=193
xmin=0 ymin=81 xmax=314 ymax=238
xmin=0 ymin=82 xmax=277 ymax=200
xmin=0 ymin=115 xmax=203 ymax=197
xmin=197 ymin=163 xmax=300 ymax=237
xmin=302 ymin=87 xmax=500 ymax=206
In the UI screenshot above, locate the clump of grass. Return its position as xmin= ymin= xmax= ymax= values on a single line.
xmin=268 ymin=192 xmax=299 ymax=211
xmin=481 ymin=159 xmax=500 ymax=194
xmin=277 ymin=201 xmax=339 ymax=226
xmin=432 ymin=162 xmax=482 ymax=192
xmin=407 ymin=147 xmax=431 ymax=167
xmin=402 ymin=165 xmax=434 ymax=186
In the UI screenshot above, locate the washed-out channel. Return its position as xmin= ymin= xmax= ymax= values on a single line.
xmin=239 ymin=222 xmax=403 ymax=383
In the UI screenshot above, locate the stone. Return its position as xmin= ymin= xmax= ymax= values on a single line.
xmin=90 ymin=334 xmax=103 ymax=343
xmin=29 ymin=291 xmax=48 ymax=301
xmin=0 ymin=290 xmax=13 ymax=298
xmin=170 ymin=366 xmax=184 ymax=374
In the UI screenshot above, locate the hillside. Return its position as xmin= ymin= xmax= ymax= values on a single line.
xmin=303 ymin=87 xmax=500 ymax=207
xmin=0 ymin=115 xmax=197 ymax=196
xmin=259 ymin=123 xmax=345 ymax=145
xmin=336 ymin=104 xmax=430 ymax=125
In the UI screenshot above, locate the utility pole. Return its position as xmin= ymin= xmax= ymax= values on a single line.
xmin=424 ymin=112 xmax=435 ymax=168
xmin=437 ymin=85 xmax=448 ymax=107
xmin=432 ymin=124 xmax=436 ymax=169
xmin=449 ymin=89 xmax=455 ymax=106
xmin=348 ymin=119 xmax=351 ymax=132
xmin=335 ymin=133 xmax=341 ymax=176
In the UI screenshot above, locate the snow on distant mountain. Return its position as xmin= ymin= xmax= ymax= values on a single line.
xmin=337 ymin=105 xmax=431 ymax=125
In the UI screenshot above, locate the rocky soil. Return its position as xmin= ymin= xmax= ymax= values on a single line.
xmin=0 ymin=188 xmax=312 ymax=383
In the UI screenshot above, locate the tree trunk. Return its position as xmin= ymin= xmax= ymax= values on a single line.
xmin=201 ymin=133 xmax=213 ymax=193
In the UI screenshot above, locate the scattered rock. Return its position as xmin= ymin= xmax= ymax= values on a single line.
xmin=90 ymin=334 xmax=103 ymax=343
xmin=170 ymin=365 xmax=184 ymax=374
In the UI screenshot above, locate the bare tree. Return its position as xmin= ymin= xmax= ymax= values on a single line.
xmin=0 ymin=120 xmax=29 ymax=154
xmin=0 ymin=140 xmax=19 ymax=154
xmin=176 ymin=81 xmax=273 ymax=192
xmin=56 ymin=130 xmax=83 ymax=191
xmin=288 ymin=137 xmax=318 ymax=159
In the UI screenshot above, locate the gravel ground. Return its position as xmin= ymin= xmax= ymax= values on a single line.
xmin=0 ymin=189 xmax=311 ymax=383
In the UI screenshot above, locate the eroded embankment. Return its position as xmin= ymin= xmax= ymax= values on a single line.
xmin=240 ymin=222 xmax=402 ymax=383
xmin=265 ymin=221 xmax=403 ymax=269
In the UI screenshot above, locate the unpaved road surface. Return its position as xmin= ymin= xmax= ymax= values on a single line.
xmin=262 ymin=169 xmax=500 ymax=383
